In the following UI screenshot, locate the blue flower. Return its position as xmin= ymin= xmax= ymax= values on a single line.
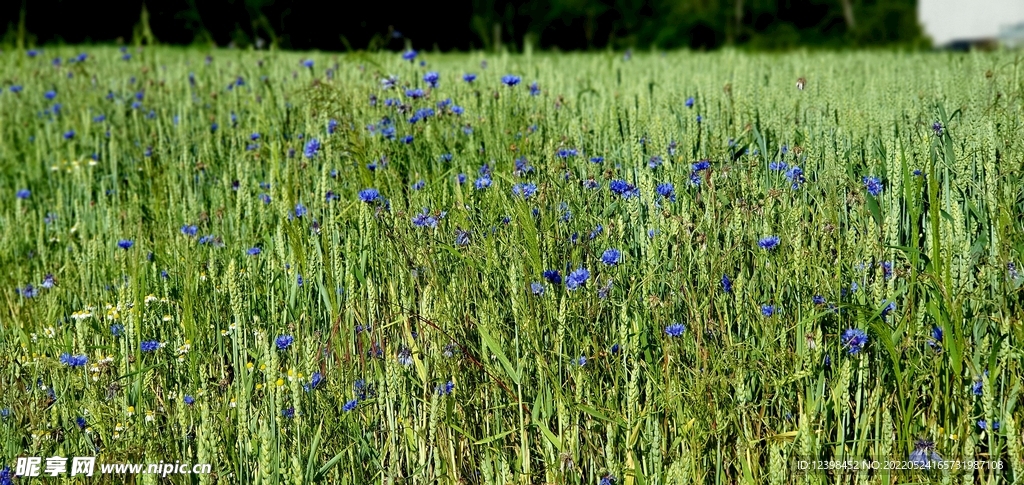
xmin=721 ymin=274 xmax=732 ymax=294
xmin=590 ymin=156 xmax=604 ymax=164
xmin=932 ymin=122 xmax=943 ymax=136
xmin=542 ymin=270 xmax=562 ymax=285
xmin=184 ymin=395 xmax=195 ymax=405
xmin=909 ymin=440 xmax=943 ymax=468
xmin=512 ymin=183 xmax=538 ymax=199
xmin=117 ymin=239 xmax=134 ymax=250
xmin=455 ymin=229 xmax=471 ymax=246
xmin=474 ymin=175 xmax=492 ymax=190
xmin=9 ymin=85 xmax=23 ymax=93
xmin=784 ymin=166 xmax=805 ymax=189
xmin=401 ymin=135 xmax=414 ymax=144
xmin=842 ymin=328 xmax=868 ymax=355
xmin=41 ymin=274 xmax=55 ymax=289
xmin=812 ymin=295 xmax=826 ymax=305
xmin=463 ymin=73 xmax=476 ymax=82
xmin=608 ymin=180 xmax=639 ymax=199
xmin=656 ymin=183 xmax=676 ymax=202
xmin=59 ymin=353 xmax=88 ymax=367
xmin=423 ymin=71 xmax=440 ymax=88
xmin=601 ymin=249 xmax=622 ymax=266
xmin=397 ymin=347 xmax=414 ymax=366
xmin=411 ymin=208 xmax=439 ymax=228
xmin=665 ymin=323 xmax=686 ymax=337
xmin=529 ymin=82 xmax=540 ymax=96
xmin=141 ymin=340 xmax=160 ymax=352
xmin=16 ymin=189 xmax=30 ymax=199
xmin=303 ymin=138 xmax=321 ymax=158
xmin=648 ymin=156 xmax=663 ymax=169
xmin=275 ymin=334 xmax=294 ymax=350
xmin=76 ymin=416 xmax=87 ymax=429
xmin=577 ymin=356 xmax=587 ymax=366
xmin=402 ymin=50 xmax=417 ymax=62
xmin=685 ymin=97 xmax=694 ymax=108
xmin=600 ymin=474 xmax=617 ymax=485
xmin=405 ymin=88 xmax=425 ymax=99
xmin=589 ymin=224 xmax=603 ymax=240
xmin=436 ymin=381 xmax=455 ymax=396
xmin=247 ymin=247 xmax=261 ymax=256
xmin=758 ymin=236 xmax=780 ymax=250
xmin=282 ymin=407 xmax=295 ymax=418
xmin=761 ymin=304 xmax=776 ymax=317
xmin=181 ymin=225 xmax=198 ymax=237
xmin=302 ymin=59 xmax=314 ymax=69
xmin=863 ymin=176 xmax=883 ymax=197
xmin=359 ymin=188 xmax=381 ymax=203
xmin=303 ymin=372 xmax=324 ymax=392
xmin=692 ymin=160 xmax=710 ymax=172
xmin=556 ymin=148 xmax=578 ymax=158
xmin=768 ymin=161 xmax=788 ymax=171
xmin=565 ymin=268 xmax=590 ymax=291
xmin=93 ymin=114 xmax=106 ymax=123
xmin=457 ymin=173 xmax=466 ymax=184
xmin=294 ymin=203 xmax=308 ymax=218
xmin=44 ymin=90 xmax=57 ymax=100
xmin=501 ymin=75 xmax=521 ymax=87
xmin=64 ymin=130 xmax=75 ymax=140
xmin=530 ymin=282 xmax=545 ymax=295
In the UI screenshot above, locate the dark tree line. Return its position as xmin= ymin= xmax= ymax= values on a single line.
xmin=1 ymin=0 xmax=925 ymax=51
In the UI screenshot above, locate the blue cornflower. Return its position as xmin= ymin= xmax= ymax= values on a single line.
xmin=529 ymin=82 xmax=540 ymax=96
xmin=423 ymin=71 xmax=440 ymax=88
xmin=198 ymin=235 xmax=214 ymax=245
xmin=457 ymin=173 xmax=466 ymax=184
xmin=927 ymin=326 xmax=943 ymax=351
xmin=247 ymin=247 xmax=261 ymax=256
xmin=405 ymin=88 xmax=425 ymax=99
xmin=439 ymin=153 xmax=453 ymax=162
xmin=601 ymin=248 xmax=622 ymax=266
xmin=181 ymin=225 xmax=198 ymax=237
xmin=294 ymin=203 xmax=308 ymax=218
xmin=397 ymin=347 xmax=414 ymax=366
xmin=758 ymin=236 xmax=780 ymax=250
xmin=463 ymin=73 xmax=476 ymax=82
xmin=692 ymin=160 xmax=710 ymax=172
xmin=402 ymin=50 xmax=417 ymax=62
xmin=761 ymin=304 xmax=776 ymax=317
xmin=401 ymin=135 xmax=414 ymax=144
xmin=16 ymin=189 xmax=30 ymax=199
xmin=17 ymin=284 xmax=37 ymax=298
xmin=513 ymin=156 xmax=533 ymax=175
xmin=556 ymin=148 xmax=578 ymax=158
xmin=909 ymin=440 xmax=942 ymax=468
xmin=359 ymin=188 xmax=381 ymax=203
xmin=210 ymin=122 xmax=219 ymax=132
xmin=64 ymin=130 xmax=75 ymax=140
xmin=41 ymin=274 xmax=54 ymax=289
xmin=340 ymin=399 xmax=358 ymax=412
xmin=117 ymin=239 xmax=134 ymax=250
xmin=452 ymin=105 xmax=464 ymax=115
xmin=302 ymin=59 xmax=314 ymax=69
xmin=530 ymin=282 xmax=545 ymax=295
xmin=863 ymin=176 xmax=883 ymax=197
xmin=437 ymin=381 xmax=455 ymax=396
xmin=474 ymin=175 xmax=492 ymax=190
xmin=259 ymin=193 xmax=271 ymax=204
xmin=881 ymin=261 xmax=893 ymax=279
xmin=542 ymin=270 xmax=562 ymax=285
xmin=410 ymin=179 xmax=426 ymax=191
xmin=303 ymin=372 xmax=324 ymax=392
xmin=784 ymin=166 xmax=805 ymax=189
xmin=590 ymin=156 xmax=604 ymax=163
xmin=656 ymin=183 xmax=676 ymax=202
xmin=411 ymin=208 xmax=439 ymax=229
xmin=93 ymin=114 xmax=106 ymax=123
xmin=768 ymin=161 xmax=788 ymax=171
xmin=971 ymin=370 xmax=989 ymax=396
xmin=110 ymin=324 xmax=124 ymax=337
xmin=250 ymin=132 xmax=260 ymax=141
xmin=600 ymin=474 xmax=617 ymax=485
xmin=812 ymin=295 xmax=826 ymax=305
xmin=648 ymin=156 xmax=663 ymax=169
xmin=721 ymin=274 xmax=732 ymax=293
xmin=685 ymin=97 xmax=694 ymax=108
xmin=565 ymin=268 xmax=590 ymax=291
xmin=932 ymin=122 xmax=943 ymax=136
xmin=608 ymin=180 xmax=639 ymax=199
xmin=76 ymin=416 xmax=87 ymax=429
xmin=282 ymin=407 xmax=295 ymax=418
xmin=913 ymin=169 xmax=923 ymax=176
xmin=381 ymin=75 xmax=399 ymax=90
xmin=303 ymin=138 xmax=321 ymax=158
xmin=665 ymin=323 xmax=686 ymax=337
xmin=455 ymin=229 xmax=471 ymax=246
xmin=44 ymin=90 xmax=57 ymax=100
xmin=59 ymin=353 xmax=88 ymax=367
xmin=327 ymin=119 xmax=338 ymax=135
xmin=598 ymin=279 xmax=613 ymax=298
xmin=184 ymin=395 xmax=195 ymax=405
xmin=577 ymin=356 xmax=587 ymax=366
xmin=583 ymin=178 xmax=600 ymax=189
xmin=501 ymin=75 xmax=521 ymax=87
xmin=275 ymin=334 xmax=294 ymax=350
xmin=842 ymin=328 xmax=869 ymax=355
xmin=10 ymin=85 xmax=23 ymax=93
xmin=512 ymin=183 xmax=538 ymax=199
xmin=588 ymin=224 xmax=603 ymax=240
xmin=140 ymin=340 xmax=160 ymax=352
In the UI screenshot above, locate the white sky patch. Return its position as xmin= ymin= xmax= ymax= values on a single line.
xmin=918 ymin=0 xmax=1024 ymax=46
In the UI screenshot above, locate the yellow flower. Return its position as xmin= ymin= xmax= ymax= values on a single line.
xmin=275 ymin=378 xmax=285 ymax=387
